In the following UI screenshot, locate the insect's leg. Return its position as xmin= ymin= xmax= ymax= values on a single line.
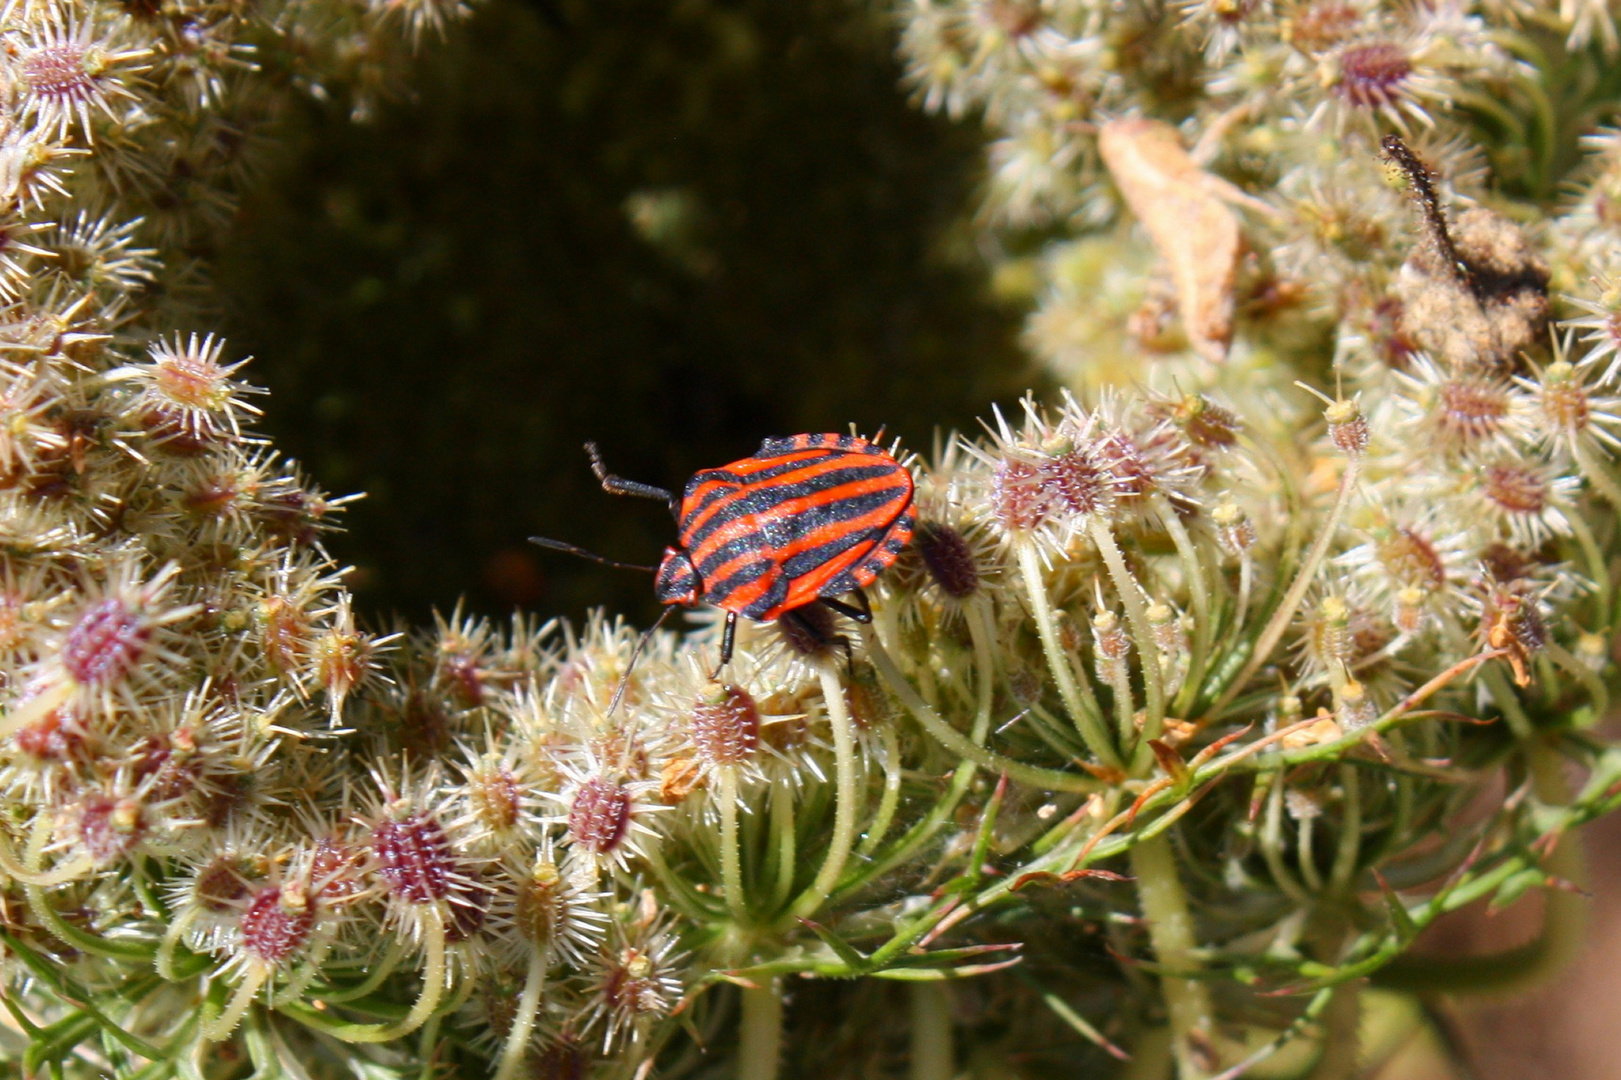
xmin=709 ymin=611 xmax=738 ymax=681
xmin=585 ymin=442 xmax=677 ymax=510
xmin=819 ymin=590 xmax=873 ymax=624
xmin=790 ymin=607 xmax=855 ymax=673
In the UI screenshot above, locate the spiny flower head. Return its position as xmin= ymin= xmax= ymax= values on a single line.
xmin=5 ymin=1 xmax=153 ymax=142
xmin=581 ymin=916 xmax=685 ymax=1052
xmin=105 ymin=332 xmax=262 ymax=447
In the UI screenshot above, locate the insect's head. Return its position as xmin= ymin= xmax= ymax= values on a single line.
xmin=654 ymin=547 xmax=701 ymax=607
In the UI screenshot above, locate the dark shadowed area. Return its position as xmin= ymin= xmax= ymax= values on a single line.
xmin=215 ymin=0 xmax=1032 ymax=628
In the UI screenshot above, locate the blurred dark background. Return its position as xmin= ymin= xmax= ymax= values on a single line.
xmin=215 ymin=0 xmax=1032 ymax=628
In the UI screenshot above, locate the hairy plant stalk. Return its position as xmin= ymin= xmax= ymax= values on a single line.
xmin=719 ymin=766 xmax=749 ymax=924
xmin=493 ymin=951 xmax=547 ymax=1080
xmin=1131 ymin=834 xmax=1214 ymax=1079
xmin=1091 ymin=521 xmax=1167 ymax=748
xmin=739 ymin=979 xmax=784 ymax=1080
xmin=910 ymin=982 xmax=954 ymax=1080
xmin=1018 ymin=542 xmax=1121 ymax=766
xmin=864 ymin=626 xmax=1100 ymax=793
xmin=790 ymin=663 xmax=863 ymax=920
xmin=1214 ymin=460 xmax=1361 ymax=718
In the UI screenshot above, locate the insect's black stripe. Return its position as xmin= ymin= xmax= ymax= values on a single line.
xmin=774 ymin=499 xmax=913 ymax=579
xmin=690 ymin=486 xmax=907 ymax=590
xmin=704 ymin=556 xmax=789 ymax=620
xmin=756 ymin=433 xmax=874 ymax=459
xmin=689 ymin=482 xmax=911 ymax=578
xmin=681 ymin=451 xmax=849 ymax=503
xmin=682 ymin=463 xmax=910 ymax=551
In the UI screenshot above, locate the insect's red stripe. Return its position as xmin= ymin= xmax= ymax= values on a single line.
xmin=716 ymin=566 xmax=780 ymax=615
xmin=783 ymin=535 xmax=887 ymax=612
xmin=686 ymin=470 xmax=910 ymax=573
xmin=769 ymin=480 xmax=911 ymax=562
xmin=679 ymin=451 xmax=853 ymax=539
xmin=777 ymin=500 xmax=913 ymax=610
xmin=701 ymin=487 xmax=912 ymax=616
xmin=683 ymin=459 xmax=905 ymax=562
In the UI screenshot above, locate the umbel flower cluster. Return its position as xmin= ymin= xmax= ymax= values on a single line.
xmin=3 ymin=3 xmax=1621 ymax=1080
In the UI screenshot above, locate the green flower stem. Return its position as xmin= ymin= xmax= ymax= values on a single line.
xmin=1296 ymin=813 xmax=1323 ymax=893
xmin=1212 ymin=459 xmax=1360 ymax=719
xmin=315 ymin=938 xmax=410 ymax=1003
xmin=766 ymin=779 xmax=797 ymax=914
xmin=1104 ymin=649 xmax=1138 ymax=749
xmin=0 ymin=828 xmax=90 ymax=887
xmin=1130 ymin=834 xmax=1214 ymax=1080
xmin=25 ymin=880 xmax=153 ymax=962
xmin=739 ymin=979 xmax=784 ymax=1080
xmin=863 ymin=626 xmax=1102 ymax=794
xmin=1155 ymin=496 xmax=1214 ymax=700
xmin=1018 ymin=542 xmax=1120 ymax=768
xmin=719 ymin=767 xmax=749 ymax=924
xmin=1305 ymin=986 xmax=1360 ymax=1080
xmin=202 ymin=965 xmax=269 ymax=1042
xmin=1260 ymin=773 xmax=1309 ymax=905
xmin=1545 ymin=641 xmax=1609 ymax=722
xmin=789 ymin=663 xmax=863 ymax=920
xmin=1374 ymin=741 xmax=1589 ymax=996
xmin=966 ymin=594 xmax=999 ymax=743
xmin=1574 ymin=439 xmax=1621 ymax=516
xmin=272 ymin=932 xmax=337 ymax=1006
xmin=1091 ymin=522 xmax=1167 ymax=751
xmin=1565 ymin=507 xmax=1611 ymax=610
xmin=909 ymin=982 xmax=953 ymax=1080
xmin=859 ymin=725 xmax=904 ymax=856
xmin=833 ymin=604 xmax=999 ymax=898
xmin=493 ymin=950 xmax=547 ymax=1080
xmin=287 ymin=906 xmax=447 ymax=1044
xmin=155 ymin=909 xmax=196 ymax=980
xmin=1328 ymin=764 xmax=1362 ymax=894
xmin=1478 ymin=662 xmax=1534 ymax=740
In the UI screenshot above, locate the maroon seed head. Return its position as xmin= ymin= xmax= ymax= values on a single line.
xmin=13 ymin=706 xmax=88 ymax=762
xmin=988 ymin=456 xmax=1050 ymax=533
xmin=513 ymin=859 xmax=563 ymax=948
xmin=76 ymin=792 xmax=145 ymax=864
xmin=689 ymin=685 xmax=761 ymax=767
xmin=21 ymin=44 xmax=92 ymax=102
xmin=915 ymin=521 xmax=979 ymax=599
xmin=241 ymin=884 xmax=315 ymax=965
xmin=310 ymin=835 xmax=366 ymax=902
xmin=62 ymin=598 xmax=150 ymax=686
xmin=1378 ymin=526 xmax=1446 ymax=590
xmin=533 ymin=1038 xmax=588 ymax=1080
xmin=1042 ymin=444 xmax=1115 ymax=517
xmin=467 ymin=764 xmax=523 ymax=832
xmin=192 ymin=856 xmax=253 ymax=913
xmin=1482 ymin=463 xmax=1548 ymax=516
xmin=1335 ymin=42 xmax=1412 ymax=110
xmin=568 ymin=776 xmax=632 ymax=856
xmin=1437 ymin=378 xmax=1510 ymax=445
xmin=775 ymin=603 xmax=841 ymax=659
xmin=373 ymin=811 xmax=457 ymax=904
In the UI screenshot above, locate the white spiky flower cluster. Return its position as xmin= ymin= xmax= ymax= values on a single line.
xmin=3 ymin=1 xmax=1621 ymax=1079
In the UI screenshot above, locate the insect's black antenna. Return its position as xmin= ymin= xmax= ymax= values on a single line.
xmin=584 ymin=442 xmax=681 ymax=521
xmin=608 ymin=606 xmax=677 ymax=716
xmin=529 ymin=537 xmax=658 ymax=573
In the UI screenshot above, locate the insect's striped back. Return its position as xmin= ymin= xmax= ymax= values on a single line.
xmin=677 ymin=435 xmax=915 ymax=620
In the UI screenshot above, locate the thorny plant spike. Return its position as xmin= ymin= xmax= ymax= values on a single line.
xmin=5 ymin=0 xmax=1621 ymax=1079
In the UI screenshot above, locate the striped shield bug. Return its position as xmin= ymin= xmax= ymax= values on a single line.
xmin=533 ymin=433 xmax=915 ymax=696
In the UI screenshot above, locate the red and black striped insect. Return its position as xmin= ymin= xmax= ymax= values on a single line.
xmin=534 ymin=433 xmax=915 ymax=680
